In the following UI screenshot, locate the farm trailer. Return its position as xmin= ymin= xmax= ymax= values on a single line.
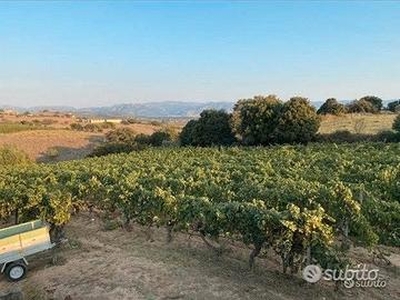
xmin=0 ymin=220 xmax=55 ymax=281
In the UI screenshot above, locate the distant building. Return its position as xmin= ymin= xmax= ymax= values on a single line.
xmin=88 ymin=119 xmax=122 ymax=124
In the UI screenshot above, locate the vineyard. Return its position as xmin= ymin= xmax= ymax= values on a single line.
xmin=0 ymin=144 xmax=399 ymax=274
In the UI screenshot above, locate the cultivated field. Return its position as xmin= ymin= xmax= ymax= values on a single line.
xmin=0 ymin=214 xmax=399 ymax=300
xmin=0 ymin=113 xmax=398 ymax=162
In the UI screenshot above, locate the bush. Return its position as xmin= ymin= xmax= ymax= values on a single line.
xmin=374 ymin=130 xmax=400 ymax=142
xmin=317 ymin=130 xmax=372 ymax=143
xmin=83 ymin=123 xmax=103 ymax=132
xmin=105 ymin=128 xmax=136 ymax=143
xmin=45 ymin=147 xmax=60 ymax=159
xmin=134 ymin=133 xmax=152 ymax=145
xmin=317 ymin=98 xmax=346 ymax=115
xmin=387 ymin=100 xmax=400 ymax=112
xmin=180 ymin=110 xmax=236 ymax=147
xmin=70 ymin=123 xmax=83 ymax=131
xmin=274 ymin=97 xmax=321 ymax=144
xmin=0 ymin=146 xmax=31 ymax=166
xmin=231 ymin=95 xmax=283 ymax=145
xmin=89 ymin=143 xmax=140 ymax=157
xmin=346 ymin=99 xmax=377 ymax=113
xmin=392 ymin=114 xmax=400 ymax=132
xmin=149 ymin=130 xmax=172 ymax=146
xmin=359 ymin=95 xmax=383 ymax=112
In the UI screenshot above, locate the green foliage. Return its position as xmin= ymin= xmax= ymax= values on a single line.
xmin=274 ymin=97 xmax=321 ymax=144
xmin=346 ymin=99 xmax=377 ymax=113
xmin=359 ymin=95 xmax=383 ymax=112
xmin=1 ymin=144 xmax=400 ymax=271
xmin=149 ymin=129 xmax=173 ymax=146
xmin=70 ymin=122 xmax=115 ymax=132
xmin=231 ymin=95 xmax=283 ymax=145
xmin=105 ymin=127 xmax=136 ymax=143
xmin=0 ymin=146 xmax=31 ymax=166
xmin=179 ymin=120 xmax=197 ymax=146
xmin=387 ymin=100 xmax=400 ymax=112
xmin=392 ymin=114 xmax=400 ymax=132
xmin=317 ymin=98 xmax=346 ymax=115
xmin=180 ymin=110 xmax=236 ymax=146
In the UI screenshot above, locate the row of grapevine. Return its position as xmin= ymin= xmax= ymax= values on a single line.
xmin=0 ymin=143 xmax=399 ymax=271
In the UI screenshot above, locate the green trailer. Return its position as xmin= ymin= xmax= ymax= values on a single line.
xmin=0 ymin=220 xmax=55 ymax=281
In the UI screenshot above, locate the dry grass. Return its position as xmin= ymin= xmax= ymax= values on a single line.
xmin=0 ymin=214 xmax=398 ymax=300
xmin=319 ymin=114 xmax=397 ymax=134
xmin=0 ymin=130 xmax=103 ymax=162
xmin=0 ymin=123 xmax=165 ymax=162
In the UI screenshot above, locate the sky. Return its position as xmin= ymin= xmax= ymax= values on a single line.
xmin=0 ymin=1 xmax=399 ymax=108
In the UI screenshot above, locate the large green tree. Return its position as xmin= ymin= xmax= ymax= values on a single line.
xmin=179 ymin=109 xmax=236 ymax=147
xmin=231 ymin=95 xmax=283 ymax=145
xmin=274 ymin=97 xmax=321 ymax=144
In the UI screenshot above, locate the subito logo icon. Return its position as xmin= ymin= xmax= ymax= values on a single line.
xmin=302 ymin=265 xmax=323 ymax=283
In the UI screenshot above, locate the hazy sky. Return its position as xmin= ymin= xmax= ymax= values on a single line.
xmin=0 ymin=1 xmax=399 ymax=107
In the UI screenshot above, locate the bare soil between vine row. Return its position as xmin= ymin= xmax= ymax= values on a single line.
xmin=0 ymin=213 xmax=399 ymax=300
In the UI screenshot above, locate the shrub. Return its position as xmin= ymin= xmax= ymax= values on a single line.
xmin=149 ymin=130 xmax=172 ymax=146
xmin=374 ymin=130 xmax=400 ymax=142
xmin=105 ymin=128 xmax=136 ymax=143
xmin=317 ymin=98 xmax=346 ymax=115
xmin=387 ymin=100 xmax=400 ymax=112
xmin=83 ymin=123 xmax=103 ymax=132
xmin=70 ymin=123 xmax=83 ymax=131
xmin=89 ymin=143 xmax=139 ymax=157
xmin=99 ymin=122 xmax=116 ymax=129
xmin=317 ymin=130 xmax=372 ymax=143
xmin=180 ymin=110 xmax=236 ymax=147
xmin=0 ymin=146 xmax=31 ymax=166
xmin=392 ymin=114 xmax=400 ymax=132
xmin=359 ymin=95 xmax=383 ymax=112
xmin=134 ymin=133 xmax=152 ymax=145
xmin=45 ymin=148 xmax=60 ymax=160
xmin=346 ymin=99 xmax=377 ymax=113
xmin=274 ymin=97 xmax=321 ymax=144
xmin=231 ymin=95 xmax=283 ymax=145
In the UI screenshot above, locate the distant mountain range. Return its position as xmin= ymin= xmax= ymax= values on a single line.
xmin=0 ymin=100 xmax=397 ymax=118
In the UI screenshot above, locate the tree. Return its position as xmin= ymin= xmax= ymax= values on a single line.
xmin=392 ymin=115 xmax=400 ymax=132
xmin=274 ymin=97 xmax=321 ymax=144
xmin=359 ymin=96 xmax=383 ymax=112
xmin=231 ymin=95 xmax=283 ymax=145
xmin=179 ymin=110 xmax=236 ymax=147
xmin=317 ymin=98 xmax=346 ymax=115
xmin=387 ymin=100 xmax=400 ymax=112
xmin=346 ymin=99 xmax=376 ymax=113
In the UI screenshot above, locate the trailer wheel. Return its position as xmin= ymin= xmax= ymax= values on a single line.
xmin=5 ymin=262 xmax=27 ymax=281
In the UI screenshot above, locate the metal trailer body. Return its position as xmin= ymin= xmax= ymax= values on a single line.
xmin=0 ymin=220 xmax=55 ymax=281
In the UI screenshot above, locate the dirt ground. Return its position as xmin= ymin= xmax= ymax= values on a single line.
xmin=0 ymin=214 xmax=398 ymax=300
xmin=0 ymin=130 xmax=103 ymax=162
xmin=0 ymin=124 xmax=163 ymax=162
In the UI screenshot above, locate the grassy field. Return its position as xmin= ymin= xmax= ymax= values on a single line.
xmin=318 ymin=113 xmax=397 ymax=134
xmin=0 ymin=122 xmax=50 ymax=134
